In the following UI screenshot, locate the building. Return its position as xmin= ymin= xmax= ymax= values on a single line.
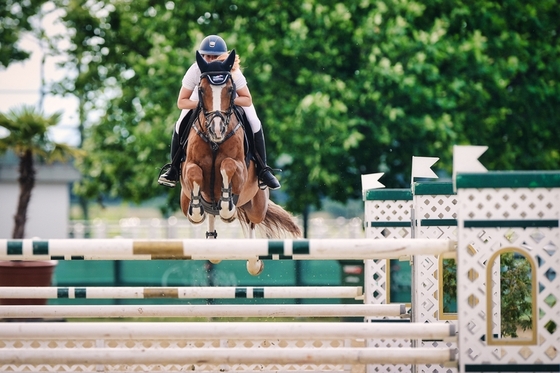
xmin=0 ymin=152 xmax=80 ymax=239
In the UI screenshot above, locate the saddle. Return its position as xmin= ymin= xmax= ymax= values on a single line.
xmin=178 ymin=105 xmax=254 ymax=168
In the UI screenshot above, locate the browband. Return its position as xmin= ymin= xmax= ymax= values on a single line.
xmin=201 ymin=71 xmax=231 ymax=85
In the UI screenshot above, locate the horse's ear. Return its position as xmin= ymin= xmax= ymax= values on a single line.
xmin=221 ymin=49 xmax=236 ymax=72
xmin=196 ymin=51 xmax=208 ymax=73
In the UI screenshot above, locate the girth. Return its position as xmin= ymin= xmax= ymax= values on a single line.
xmin=197 ymin=192 xmax=240 ymax=216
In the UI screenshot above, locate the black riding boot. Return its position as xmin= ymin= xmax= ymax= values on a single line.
xmin=158 ymin=130 xmax=182 ymax=188
xmin=253 ymin=129 xmax=281 ymax=190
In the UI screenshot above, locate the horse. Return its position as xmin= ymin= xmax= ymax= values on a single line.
xmin=179 ymin=50 xmax=302 ymax=275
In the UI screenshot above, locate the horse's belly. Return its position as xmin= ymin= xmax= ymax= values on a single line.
xmin=236 ymin=161 xmax=260 ymax=206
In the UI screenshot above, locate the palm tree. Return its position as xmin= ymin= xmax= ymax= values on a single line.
xmin=0 ymin=105 xmax=83 ymax=238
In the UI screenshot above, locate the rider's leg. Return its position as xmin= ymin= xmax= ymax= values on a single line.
xmin=158 ymin=110 xmax=191 ymax=188
xmin=244 ymin=105 xmax=281 ymax=190
xmin=157 ymin=129 xmax=181 ymax=187
xmin=253 ymin=129 xmax=281 ymax=190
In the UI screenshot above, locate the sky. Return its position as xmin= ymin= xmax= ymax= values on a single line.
xmin=0 ymin=5 xmax=80 ymax=146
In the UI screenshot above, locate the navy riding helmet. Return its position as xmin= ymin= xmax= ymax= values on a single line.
xmin=199 ymin=35 xmax=228 ymax=56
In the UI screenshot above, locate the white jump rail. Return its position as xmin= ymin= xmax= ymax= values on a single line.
xmin=0 ymin=322 xmax=457 ymax=341
xmin=0 ymin=347 xmax=457 ymax=366
xmin=0 ymin=238 xmax=456 ymax=371
xmin=0 ymin=303 xmax=406 ymax=319
xmin=0 ymin=238 xmax=456 ymax=260
xmin=0 ymin=286 xmax=363 ymax=299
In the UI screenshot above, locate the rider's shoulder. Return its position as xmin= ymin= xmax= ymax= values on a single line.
xmin=186 ymin=62 xmax=200 ymax=74
xmin=183 ymin=63 xmax=201 ymax=81
xmin=232 ymin=69 xmax=247 ymax=80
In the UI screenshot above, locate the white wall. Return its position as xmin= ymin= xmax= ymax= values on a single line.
xmin=0 ymin=158 xmax=80 ymax=239
xmin=0 ymin=182 xmax=71 ymax=239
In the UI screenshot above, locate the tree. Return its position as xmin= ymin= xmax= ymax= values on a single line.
xmin=54 ymin=0 xmax=559 ymax=217
xmin=235 ymin=0 xmax=560 ymax=212
xmin=48 ymin=0 xmax=118 ymax=223
xmin=0 ymin=105 xmax=83 ymax=238
xmin=0 ymin=0 xmax=48 ymax=67
xmin=64 ymin=1 xmax=233 ymax=214
xmin=499 ymin=252 xmax=533 ymax=338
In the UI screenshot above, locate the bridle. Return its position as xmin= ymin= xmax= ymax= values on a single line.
xmin=191 ymin=70 xmax=243 ymax=209
xmin=194 ymin=71 xmax=241 ymax=145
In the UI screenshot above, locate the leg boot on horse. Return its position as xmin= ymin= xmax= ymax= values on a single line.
xmin=253 ymin=129 xmax=281 ymax=190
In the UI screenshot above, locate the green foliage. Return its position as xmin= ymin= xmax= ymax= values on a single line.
xmin=37 ymin=0 xmax=560 ymax=215
xmin=0 ymin=105 xmax=83 ymax=162
xmin=499 ymin=252 xmax=533 ymax=338
xmin=0 ymin=0 xmax=47 ymax=67
xmin=0 ymin=105 xmax=84 ymax=238
xmin=441 ymin=258 xmax=457 ymax=313
xmin=441 ymin=252 xmax=534 ymax=338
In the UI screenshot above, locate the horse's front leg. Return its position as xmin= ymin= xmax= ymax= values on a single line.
xmin=185 ymin=163 xmax=206 ymax=224
xmin=218 ymin=169 xmax=236 ymax=223
xmin=218 ymin=158 xmax=245 ymax=222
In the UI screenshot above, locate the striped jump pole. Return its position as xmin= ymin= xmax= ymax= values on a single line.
xmin=0 ymin=303 xmax=406 ymax=319
xmin=0 ymin=322 xmax=457 ymax=341
xmin=0 ymin=348 xmax=457 ymax=366
xmin=0 ymin=238 xmax=456 ymax=261
xmin=0 ymin=286 xmax=363 ymax=300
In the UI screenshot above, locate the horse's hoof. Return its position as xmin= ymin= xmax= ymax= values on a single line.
xmin=220 ymin=215 xmax=236 ymax=223
xmin=246 ymin=258 xmax=264 ymax=276
xmin=187 ymin=212 xmax=206 ymax=225
xmin=219 ymin=201 xmax=236 ymax=222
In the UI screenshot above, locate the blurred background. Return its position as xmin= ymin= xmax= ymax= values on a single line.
xmin=0 ymin=0 xmax=558 ymax=303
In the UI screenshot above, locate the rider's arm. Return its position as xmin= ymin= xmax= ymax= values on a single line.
xmin=177 ymin=87 xmax=198 ymax=110
xmin=178 ymin=63 xmax=200 ymax=110
xmin=234 ymin=85 xmax=252 ymax=107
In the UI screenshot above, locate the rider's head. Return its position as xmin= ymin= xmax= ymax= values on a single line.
xmin=199 ymin=35 xmax=227 ymax=62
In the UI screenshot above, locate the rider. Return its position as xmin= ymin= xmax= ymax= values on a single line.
xmin=158 ymin=35 xmax=281 ymax=190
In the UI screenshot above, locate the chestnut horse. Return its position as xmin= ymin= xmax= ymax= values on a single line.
xmin=179 ymin=50 xmax=301 ymax=275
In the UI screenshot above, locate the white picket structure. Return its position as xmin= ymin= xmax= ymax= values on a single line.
xmin=1 ymin=166 xmax=559 ymax=373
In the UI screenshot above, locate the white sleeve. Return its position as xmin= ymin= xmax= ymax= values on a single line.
xmin=182 ymin=63 xmax=201 ymax=90
xmin=233 ymin=70 xmax=247 ymax=90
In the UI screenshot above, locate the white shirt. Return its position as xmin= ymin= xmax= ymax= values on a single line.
xmin=175 ymin=61 xmax=259 ymax=133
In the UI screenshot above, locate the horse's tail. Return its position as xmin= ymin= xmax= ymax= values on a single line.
xmin=237 ymin=200 xmax=302 ymax=238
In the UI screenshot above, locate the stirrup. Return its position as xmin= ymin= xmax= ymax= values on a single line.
xmin=258 ymin=166 xmax=281 ymax=190
xmin=158 ymin=164 xmax=179 ymax=188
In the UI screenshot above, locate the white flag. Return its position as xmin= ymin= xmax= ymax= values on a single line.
xmin=361 ymin=173 xmax=385 ymax=194
xmin=412 ymin=156 xmax=439 ymax=179
xmin=453 ymin=145 xmax=488 ymax=178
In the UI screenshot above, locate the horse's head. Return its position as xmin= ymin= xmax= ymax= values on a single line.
xmin=196 ymin=50 xmax=237 ymax=143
